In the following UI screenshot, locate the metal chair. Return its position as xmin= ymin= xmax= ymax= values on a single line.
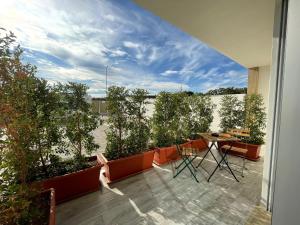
xmin=173 ymin=144 xmax=200 ymax=182
xmin=220 ymin=128 xmax=250 ymax=177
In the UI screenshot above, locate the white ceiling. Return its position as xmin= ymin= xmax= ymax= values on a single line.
xmin=135 ymin=0 xmax=275 ymax=68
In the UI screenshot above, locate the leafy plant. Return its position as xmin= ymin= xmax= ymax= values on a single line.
xmin=152 ymin=92 xmax=188 ymax=147
xmin=0 ymin=29 xmax=102 ymax=224
xmin=219 ymin=95 xmax=244 ymax=132
xmin=0 ymin=28 xmax=44 ymax=224
xmin=218 ymin=94 xmax=267 ymax=145
xmin=62 ymin=82 xmax=101 ymax=167
xmin=126 ymin=88 xmax=150 ymax=155
xmin=105 ymin=86 xmax=129 ymax=160
xmin=172 ymin=92 xmax=189 ymax=144
xmin=183 ymin=95 xmax=215 ymax=139
xmin=105 ymin=86 xmax=150 ymax=160
xmin=205 ymin=87 xmax=247 ymax=95
xmin=243 ymin=94 xmax=267 ymax=145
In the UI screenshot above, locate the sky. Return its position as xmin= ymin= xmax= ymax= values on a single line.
xmin=0 ymin=0 xmax=247 ymax=97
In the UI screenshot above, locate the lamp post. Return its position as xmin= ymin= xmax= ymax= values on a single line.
xmin=105 ymin=65 xmax=108 ymax=98
xmin=105 ymin=63 xmax=117 ymax=98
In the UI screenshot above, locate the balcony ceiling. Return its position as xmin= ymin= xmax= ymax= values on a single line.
xmin=134 ymin=0 xmax=275 ymax=68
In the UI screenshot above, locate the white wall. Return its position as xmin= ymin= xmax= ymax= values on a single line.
xmin=145 ymin=94 xmax=245 ymax=132
xmin=209 ymin=94 xmax=245 ymax=132
xmin=272 ymin=0 xmax=300 ymax=224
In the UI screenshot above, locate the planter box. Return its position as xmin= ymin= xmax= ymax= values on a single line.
xmin=46 ymin=188 xmax=56 ymax=225
xmin=153 ymin=139 xmax=208 ymax=165
xmin=32 ymin=188 xmax=55 ymax=225
xmin=99 ymin=150 xmax=155 ymax=183
xmin=218 ymin=141 xmax=261 ymax=161
xmin=153 ymin=145 xmax=180 ymax=165
xmin=40 ymin=156 xmax=102 ymax=204
xmin=189 ymin=139 xmax=209 ymax=151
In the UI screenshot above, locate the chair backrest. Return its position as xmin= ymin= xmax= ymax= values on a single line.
xmin=228 ymin=128 xmax=250 ymax=137
xmin=176 ymin=144 xmax=195 ymax=157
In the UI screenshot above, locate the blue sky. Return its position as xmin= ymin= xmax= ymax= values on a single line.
xmin=0 ymin=0 xmax=247 ymax=97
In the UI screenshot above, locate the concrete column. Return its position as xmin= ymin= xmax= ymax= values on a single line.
xmin=248 ymin=67 xmax=259 ymax=94
xmin=248 ymin=65 xmax=272 ymax=208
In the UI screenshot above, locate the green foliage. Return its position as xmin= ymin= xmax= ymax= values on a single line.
xmin=218 ymin=94 xmax=267 ymax=145
xmin=0 ymin=28 xmax=43 ymax=225
xmin=243 ymin=94 xmax=267 ymax=145
xmin=152 ymin=92 xmax=189 ymax=147
xmin=61 ymin=82 xmax=101 ymax=161
xmin=105 ymin=86 xmax=129 ymax=160
xmin=219 ymin=95 xmax=244 ymax=132
xmin=183 ymin=95 xmax=215 ymax=139
xmin=152 ymin=93 xmax=215 ymax=145
xmin=105 ymin=86 xmax=150 ymax=160
xmin=126 ymin=88 xmax=150 ymax=154
xmin=0 ymin=29 xmax=102 ymax=223
xmin=205 ymin=87 xmax=247 ymax=95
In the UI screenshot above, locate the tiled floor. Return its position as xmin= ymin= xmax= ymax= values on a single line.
xmin=57 ymin=149 xmax=270 ymax=225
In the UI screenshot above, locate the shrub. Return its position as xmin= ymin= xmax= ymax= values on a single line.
xmin=105 ymin=86 xmax=150 ymax=160
xmin=0 ymin=29 xmax=45 ymax=224
xmin=219 ymin=95 xmax=244 ymax=132
xmin=183 ymin=95 xmax=215 ymax=139
xmin=126 ymin=88 xmax=150 ymax=155
xmin=0 ymin=29 xmax=102 ymax=223
xmin=243 ymin=94 xmax=267 ymax=145
xmin=105 ymin=86 xmax=129 ymax=160
xmin=61 ymin=82 xmax=101 ymax=168
xmin=152 ymin=92 xmax=189 ymax=147
xmin=218 ymin=94 xmax=267 ymax=145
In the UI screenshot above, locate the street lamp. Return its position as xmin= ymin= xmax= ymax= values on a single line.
xmin=105 ymin=63 xmax=117 ymax=98
xmin=105 ymin=65 xmax=108 ymax=97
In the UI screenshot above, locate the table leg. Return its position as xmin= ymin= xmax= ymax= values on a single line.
xmin=207 ymin=142 xmax=239 ymax=182
xmin=196 ymin=142 xmax=221 ymax=168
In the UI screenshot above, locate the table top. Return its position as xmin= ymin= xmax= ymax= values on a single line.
xmin=198 ymin=133 xmax=240 ymax=142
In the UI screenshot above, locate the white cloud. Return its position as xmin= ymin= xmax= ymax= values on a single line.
xmin=0 ymin=0 xmax=246 ymax=96
xmin=161 ymin=70 xmax=179 ymax=76
xmin=123 ymin=41 xmax=140 ymax=49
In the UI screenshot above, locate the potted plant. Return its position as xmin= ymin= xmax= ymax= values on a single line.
xmin=38 ymin=82 xmax=102 ymax=203
xmin=0 ymin=29 xmax=56 ymax=224
xmin=218 ymin=95 xmax=244 ymax=131
xmin=99 ymin=86 xmax=154 ymax=183
xmin=218 ymin=94 xmax=267 ymax=161
xmin=151 ymin=92 xmax=189 ymax=165
xmin=182 ymin=95 xmax=214 ymax=149
xmin=0 ymin=29 xmax=102 ymax=207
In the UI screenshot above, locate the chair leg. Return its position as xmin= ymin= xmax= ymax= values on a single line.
xmin=241 ymin=156 xmax=246 ymax=177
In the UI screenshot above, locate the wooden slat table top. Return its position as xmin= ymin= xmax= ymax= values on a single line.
xmin=198 ymin=133 xmax=240 ymax=142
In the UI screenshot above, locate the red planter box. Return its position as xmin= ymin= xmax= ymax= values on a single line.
xmin=218 ymin=141 xmax=261 ymax=161
xmin=153 ymin=139 xmax=208 ymax=165
xmin=99 ymin=150 xmax=155 ymax=183
xmin=189 ymin=139 xmax=209 ymax=151
xmin=47 ymin=188 xmax=56 ymax=225
xmin=40 ymin=156 xmax=102 ymax=204
xmin=153 ymin=145 xmax=180 ymax=165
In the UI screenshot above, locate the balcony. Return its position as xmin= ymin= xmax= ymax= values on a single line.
xmin=57 ymin=149 xmax=270 ymax=225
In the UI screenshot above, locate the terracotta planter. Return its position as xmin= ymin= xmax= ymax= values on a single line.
xmin=32 ymin=188 xmax=55 ymax=225
xmin=153 ymin=139 xmax=208 ymax=165
xmin=218 ymin=141 xmax=261 ymax=161
xmin=153 ymin=145 xmax=180 ymax=165
xmin=40 ymin=156 xmax=102 ymax=204
xmin=189 ymin=139 xmax=209 ymax=151
xmin=99 ymin=150 xmax=154 ymax=183
xmin=47 ymin=188 xmax=56 ymax=225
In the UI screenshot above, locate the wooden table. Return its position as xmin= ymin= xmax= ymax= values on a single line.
xmin=197 ymin=133 xmax=240 ymax=182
